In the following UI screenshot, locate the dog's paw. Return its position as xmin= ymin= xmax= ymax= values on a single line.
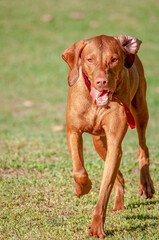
xmin=74 ymin=178 xmax=92 ymax=198
xmin=88 ymin=215 xmax=106 ymax=239
xmin=139 ymin=172 xmax=155 ymax=199
xmin=111 ymin=205 xmax=125 ymax=212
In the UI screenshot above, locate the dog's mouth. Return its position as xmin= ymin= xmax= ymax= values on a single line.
xmin=82 ymin=70 xmax=113 ymax=107
xmin=90 ymin=87 xmax=113 ymax=107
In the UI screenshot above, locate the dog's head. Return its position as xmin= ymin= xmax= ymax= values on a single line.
xmin=62 ymin=35 xmax=142 ymax=92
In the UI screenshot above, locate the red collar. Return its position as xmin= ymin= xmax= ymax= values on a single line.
xmin=82 ymin=70 xmax=135 ymax=129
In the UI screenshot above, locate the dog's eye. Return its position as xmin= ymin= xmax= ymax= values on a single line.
xmin=87 ymin=58 xmax=93 ymax=63
xmin=111 ymin=58 xmax=118 ymax=63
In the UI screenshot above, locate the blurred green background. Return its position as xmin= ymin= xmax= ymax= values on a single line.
xmin=0 ymin=0 xmax=159 ymax=239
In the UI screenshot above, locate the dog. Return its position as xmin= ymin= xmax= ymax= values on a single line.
xmin=62 ymin=34 xmax=155 ymax=238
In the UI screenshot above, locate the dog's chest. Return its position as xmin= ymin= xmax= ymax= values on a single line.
xmin=78 ymin=105 xmax=107 ymax=135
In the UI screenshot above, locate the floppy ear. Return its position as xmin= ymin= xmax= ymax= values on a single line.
xmin=62 ymin=40 xmax=86 ymax=86
xmin=117 ymin=35 xmax=142 ymax=68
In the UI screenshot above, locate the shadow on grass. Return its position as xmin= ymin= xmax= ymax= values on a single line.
xmin=127 ymin=199 xmax=159 ymax=209
xmin=105 ymin=200 xmax=159 ymax=236
xmin=105 ymin=222 xmax=159 ymax=236
xmin=124 ymin=214 xmax=158 ymax=220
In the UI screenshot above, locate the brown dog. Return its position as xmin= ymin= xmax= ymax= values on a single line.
xmin=62 ymin=35 xmax=155 ymax=238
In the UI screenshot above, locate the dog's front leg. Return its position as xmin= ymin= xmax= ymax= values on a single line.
xmin=67 ymin=131 xmax=92 ymax=198
xmin=88 ymin=115 xmax=127 ymax=238
xmin=88 ymin=142 xmax=122 ymax=238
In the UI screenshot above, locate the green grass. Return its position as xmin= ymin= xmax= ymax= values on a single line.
xmin=0 ymin=0 xmax=159 ymax=239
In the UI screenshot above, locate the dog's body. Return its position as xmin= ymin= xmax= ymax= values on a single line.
xmin=62 ymin=35 xmax=155 ymax=238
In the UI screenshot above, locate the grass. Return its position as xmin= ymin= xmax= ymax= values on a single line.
xmin=0 ymin=0 xmax=159 ymax=239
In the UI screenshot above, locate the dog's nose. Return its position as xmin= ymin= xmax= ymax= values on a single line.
xmin=95 ymin=78 xmax=107 ymax=88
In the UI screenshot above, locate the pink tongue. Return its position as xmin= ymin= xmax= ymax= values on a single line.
xmin=90 ymin=86 xmax=112 ymax=107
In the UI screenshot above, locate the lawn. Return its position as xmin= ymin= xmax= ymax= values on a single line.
xmin=0 ymin=0 xmax=159 ymax=239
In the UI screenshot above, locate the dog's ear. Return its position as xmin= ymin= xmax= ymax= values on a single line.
xmin=117 ymin=35 xmax=142 ymax=68
xmin=62 ymin=40 xmax=86 ymax=86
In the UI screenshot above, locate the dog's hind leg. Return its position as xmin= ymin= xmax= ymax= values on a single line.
xmin=132 ymin=95 xmax=155 ymax=199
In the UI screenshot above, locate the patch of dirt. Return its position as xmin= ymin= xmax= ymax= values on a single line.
xmin=89 ymin=21 xmax=99 ymax=28
xmin=70 ymin=12 xmax=85 ymax=20
xmin=155 ymin=86 xmax=159 ymax=93
xmin=0 ymin=168 xmax=28 ymax=179
xmin=51 ymin=124 xmax=65 ymax=132
xmin=40 ymin=14 xmax=53 ymax=23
